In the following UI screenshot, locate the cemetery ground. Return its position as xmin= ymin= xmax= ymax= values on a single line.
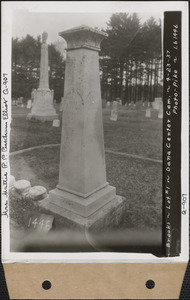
xmin=9 ymin=104 xmax=162 ymax=252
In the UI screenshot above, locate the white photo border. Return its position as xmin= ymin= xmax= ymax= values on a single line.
xmin=1 ymin=1 xmax=189 ymax=263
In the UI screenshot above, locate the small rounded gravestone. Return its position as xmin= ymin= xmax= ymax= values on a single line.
xmin=14 ymin=180 xmax=31 ymax=194
xmin=29 ymin=186 xmax=47 ymax=201
xmin=9 ymin=175 xmax=16 ymax=189
xmin=52 ymin=119 xmax=60 ymax=127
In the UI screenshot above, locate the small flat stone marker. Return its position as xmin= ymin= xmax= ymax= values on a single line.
xmin=158 ymin=103 xmax=163 ymax=119
xmin=110 ymin=100 xmax=118 ymax=121
xmin=52 ymin=119 xmax=60 ymax=127
xmin=145 ymin=108 xmax=151 ymax=118
xmin=14 ymin=180 xmax=31 ymax=194
xmin=152 ymin=97 xmax=162 ymax=110
xmin=27 ymin=100 xmax=32 ymax=109
xmin=27 ymin=32 xmax=58 ymax=122
xmin=40 ymin=25 xmax=125 ymax=229
xmin=29 ymin=186 xmax=47 ymax=201
xmin=26 ymin=212 xmax=54 ymax=233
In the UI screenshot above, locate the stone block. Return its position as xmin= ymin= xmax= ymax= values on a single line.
xmin=39 ymin=195 xmax=126 ymax=231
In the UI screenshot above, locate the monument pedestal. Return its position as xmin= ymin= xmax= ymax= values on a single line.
xmin=27 ymin=88 xmax=57 ymax=122
xmin=39 ymin=194 xmax=126 ymax=231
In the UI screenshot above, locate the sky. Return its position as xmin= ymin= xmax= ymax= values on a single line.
xmin=12 ymin=7 xmax=161 ymax=45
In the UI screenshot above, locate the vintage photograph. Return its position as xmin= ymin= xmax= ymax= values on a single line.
xmin=1 ymin=3 xmax=189 ymax=300
xmin=1 ymin=1 xmax=167 ymax=256
xmin=7 ymin=7 xmax=164 ymax=255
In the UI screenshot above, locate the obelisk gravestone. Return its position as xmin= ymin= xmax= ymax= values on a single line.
xmin=41 ymin=26 xmax=125 ymax=229
xmin=27 ymin=32 xmax=57 ymax=122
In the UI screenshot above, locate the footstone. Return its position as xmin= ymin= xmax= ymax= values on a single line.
xmin=14 ymin=180 xmax=31 ymax=194
xmin=145 ymin=108 xmax=151 ymax=118
xmin=27 ymin=100 xmax=32 ymax=109
xmin=52 ymin=119 xmax=60 ymax=127
xmin=29 ymin=186 xmax=47 ymax=201
xmin=40 ymin=25 xmax=125 ymax=229
xmin=110 ymin=100 xmax=118 ymax=121
xmin=152 ymin=97 xmax=162 ymax=110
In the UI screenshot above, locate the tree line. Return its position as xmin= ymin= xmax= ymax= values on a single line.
xmin=12 ymin=34 xmax=65 ymax=102
xmin=12 ymin=13 xmax=162 ymax=104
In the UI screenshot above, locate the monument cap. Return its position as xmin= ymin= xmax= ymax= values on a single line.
xmin=59 ymin=25 xmax=108 ymax=51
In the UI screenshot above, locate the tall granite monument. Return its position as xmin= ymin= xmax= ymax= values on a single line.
xmin=40 ymin=26 xmax=125 ymax=229
xmin=27 ymin=32 xmax=57 ymax=121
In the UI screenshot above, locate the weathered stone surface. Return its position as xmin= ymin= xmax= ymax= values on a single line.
xmin=152 ymin=97 xmax=162 ymax=110
xmin=52 ymin=119 xmax=60 ymax=127
xmin=49 ymin=185 xmax=116 ymax=217
xmin=40 ymin=26 xmax=125 ymax=229
xmin=110 ymin=100 xmax=118 ymax=121
xmin=29 ymin=186 xmax=47 ymax=201
xmin=58 ymin=26 xmax=108 ymax=196
xmin=14 ymin=180 xmax=31 ymax=194
xmin=27 ymin=32 xmax=57 ymax=122
xmin=39 ymin=195 xmax=126 ymax=231
xmin=27 ymin=100 xmax=32 ymax=109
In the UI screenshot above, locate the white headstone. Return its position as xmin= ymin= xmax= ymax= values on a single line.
xmin=27 ymin=100 xmax=32 ymax=109
xmin=152 ymin=97 xmax=162 ymax=110
xmin=158 ymin=102 xmax=163 ymax=119
xmin=110 ymin=101 xmax=118 ymax=121
xmin=106 ymin=101 xmax=111 ymax=107
xmin=145 ymin=108 xmax=151 ymax=118
xmin=52 ymin=119 xmax=60 ymax=127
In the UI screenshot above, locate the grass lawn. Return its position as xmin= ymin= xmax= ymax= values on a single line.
xmin=10 ymin=105 xmax=162 ymax=233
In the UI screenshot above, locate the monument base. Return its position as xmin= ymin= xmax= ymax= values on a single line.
xmin=27 ymin=113 xmax=58 ymax=122
xmin=49 ymin=185 xmax=117 ymax=217
xmin=27 ymin=88 xmax=58 ymax=122
xmin=38 ymin=194 xmax=126 ymax=232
